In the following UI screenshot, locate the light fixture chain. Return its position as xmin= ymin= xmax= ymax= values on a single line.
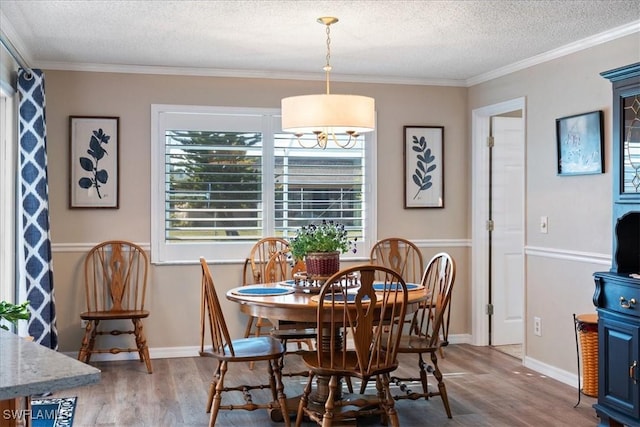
xmin=325 ymin=23 xmax=331 ymax=94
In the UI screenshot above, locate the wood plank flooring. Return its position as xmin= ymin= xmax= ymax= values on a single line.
xmin=55 ymin=344 xmax=598 ymax=426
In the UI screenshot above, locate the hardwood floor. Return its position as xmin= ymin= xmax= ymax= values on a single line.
xmin=56 ymin=344 xmax=598 ymax=426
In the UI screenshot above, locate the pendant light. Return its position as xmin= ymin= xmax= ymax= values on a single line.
xmin=281 ymin=17 xmax=375 ymax=149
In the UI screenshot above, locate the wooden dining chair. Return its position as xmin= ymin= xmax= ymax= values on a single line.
xmin=390 ymin=252 xmax=456 ymax=418
xmin=295 ymin=264 xmax=408 ymax=427
xmin=370 ymin=237 xmax=436 ymax=355
xmin=265 ymin=249 xmax=315 ymax=376
xmin=369 ymin=237 xmax=424 ymax=284
xmin=199 ymin=257 xmax=290 ymax=427
xmin=241 ymin=237 xmax=290 ymax=342
xmin=77 ymin=240 xmax=153 ymax=373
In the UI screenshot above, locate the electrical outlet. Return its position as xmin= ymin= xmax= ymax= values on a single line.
xmin=533 ymin=316 xmax=542 ymax=336
xmin=540 ymin=216 xmax=548 ymax=234
xmin=80 ymin=319 xmax=89 ymax=329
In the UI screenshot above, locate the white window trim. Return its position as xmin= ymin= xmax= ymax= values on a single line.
xmin=0 ymin=93 xmax=17 ymax=304
xmin=150 ymin=104 xmax=377 ymax=265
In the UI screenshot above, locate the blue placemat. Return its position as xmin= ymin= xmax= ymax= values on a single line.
xmin=233 ymin=287 xmax=293 ymax=296
xmin=372 ymin=283 xmax=422 ymax=291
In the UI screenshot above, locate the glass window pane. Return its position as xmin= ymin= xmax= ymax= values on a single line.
xmin=165 ymin=130 xmax=263 ymax=241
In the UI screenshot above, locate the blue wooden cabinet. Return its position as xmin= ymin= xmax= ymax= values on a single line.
xmin=595 ymin=63 xmax=640 ymax=427
xmin=593 ymin=273 xmax=640 ymax=426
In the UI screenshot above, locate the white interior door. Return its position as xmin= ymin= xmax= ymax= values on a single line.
xmin=490 ymin=116 xmax=524 ymax=346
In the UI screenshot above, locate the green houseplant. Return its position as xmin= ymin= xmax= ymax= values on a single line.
xmin=0 ymin=300 xmax=30 ymax=331
xmin=289 ymin=220 xmax=357 ymax=276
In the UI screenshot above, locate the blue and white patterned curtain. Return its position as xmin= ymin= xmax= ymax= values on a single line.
xmin=18 ymin=68 xmax=57 ymax=349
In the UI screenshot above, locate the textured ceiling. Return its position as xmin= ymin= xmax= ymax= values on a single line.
xmin=1 ymin=0 xmax=639 ymax=85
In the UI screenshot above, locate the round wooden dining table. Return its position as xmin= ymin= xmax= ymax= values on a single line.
xmin=226 ymin=281 xmax=428 ymax=423
xmin=226 ymin=281 xmax=428 ymax=323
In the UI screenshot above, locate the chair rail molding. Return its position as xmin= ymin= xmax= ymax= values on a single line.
xmin=52 ymin=239 xmax=471 ymax=255
xmin=525 ymin=245 xmax=611 ymax=265
xmin=52 ymin=242 xmax=151 ymax=252
xmin=412 ymin=238 xmax=471 ymax=248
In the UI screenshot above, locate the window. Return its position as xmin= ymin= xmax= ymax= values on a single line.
xmin=151 ymin=105 xmax=376 ymax=264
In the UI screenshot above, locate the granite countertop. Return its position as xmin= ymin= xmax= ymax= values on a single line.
xmin=0 ymin=329 xmax=100 ymax=400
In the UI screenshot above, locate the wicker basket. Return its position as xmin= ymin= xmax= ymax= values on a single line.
xmin=576 ymin=313 xmax=598 ymax=397
xmin=305 ymin=251 xmax=340 ymax=277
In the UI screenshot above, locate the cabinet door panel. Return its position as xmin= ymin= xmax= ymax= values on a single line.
xmin=600 ymin=314 xmax=640 ymax=419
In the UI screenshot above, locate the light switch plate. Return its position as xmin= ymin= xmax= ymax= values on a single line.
xmin=540 ymin=216 xmax=548 ymax=234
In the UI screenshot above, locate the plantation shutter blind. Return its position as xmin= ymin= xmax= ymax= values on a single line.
xmin=151 ymin=105 xmax=372 ymax=264
xmin=164 ymin=130 xmax=263 ymax=241
xmin=274 ymin=133 xmax=365 ymax=243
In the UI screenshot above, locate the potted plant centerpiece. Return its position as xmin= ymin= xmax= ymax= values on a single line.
xmin=290 ymin=220 xmax=357 ymax=277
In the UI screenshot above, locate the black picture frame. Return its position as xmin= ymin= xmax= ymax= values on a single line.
xmin=69 ymin=116 xmax=120 ymax=208
xmin=403 ymin=125 xmax=444 ymax=208
xmin=556 ymin=110 xmax=604 ymax=176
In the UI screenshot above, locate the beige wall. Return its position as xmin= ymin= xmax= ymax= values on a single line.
xmin=42 ymin=71 xmax=470 ymax=352
xmin=468 ymin=34 xmax=639 ymax=374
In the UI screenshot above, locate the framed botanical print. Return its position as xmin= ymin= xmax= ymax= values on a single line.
xmin=404 ymin=126 xmax=444 ymax=208
xmin=69 ymin=116 xmax=119 ymax=208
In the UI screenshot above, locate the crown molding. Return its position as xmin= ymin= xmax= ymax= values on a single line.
xmin=4 ymin=12 xmax=638 ymax=88
xmin=467 ymin=20 xmax=640 ymax=86
xmin=35 ymin=60 xmax=467 ymax=87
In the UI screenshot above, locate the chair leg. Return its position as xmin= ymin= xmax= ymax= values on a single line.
xmin=248 ymin=317 xmax=269 ymax=370
xmin=295 ymin=374 xmax=314 ymax=427
xmin=267 ymin=359 xmax=278 ymax=402
xmin=358 ymin=377 xmax=366 ymax=394
xmin=255 ymin=317 xmax=266 ymax=337
xmin=209 ymin=360 xmax=227 ymax=427
xmin=375 ymin=375 xmax=387 ymax=425
xmin=381 ymin=373 xmax=400 ymax=427
xmin=244 ymin=317 xmax=258 ymax=370
xmin=430 ymin=351 xmax=452 ymax=418
xmin=206 ymin=362 xmax=222 ymax=413
xmin=322 ymin=375 xmax=338 ymax=427
xmin=418 ymin=354 xmax=429 ymax=397
xmin=243 ymin=316 xmax=255 ymax=338
xmin=77 ymin=320 xmax=94 ymax=363
xmin=133 ymin=319 xmax=153 ymax=374
xmin=278 ymin=339 xmax=288 ymax=375
xmin=271 ymin=358 xmax=291 ymax=427
xmin=84 ymin=320 xmax=100 ymax=364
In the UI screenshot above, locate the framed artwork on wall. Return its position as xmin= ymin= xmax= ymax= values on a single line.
xmin=404 ymin=125 xmax=444 ymax=208
xmin=69 ymin=116 xmax=119 ymax=208
xmin=556 ymin=110 xmax=604 ymax=176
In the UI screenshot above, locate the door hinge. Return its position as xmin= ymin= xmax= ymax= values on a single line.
xmin=487 ymin=136 xmax=494 ymax=148
xmin=486 ymin=219 xmax=494 ymax=231
xmin=486 ymin=304 xmax=494 ymax=315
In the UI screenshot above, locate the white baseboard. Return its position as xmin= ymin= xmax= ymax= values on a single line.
xmin=524 ymin=355 xmax=578 ymax=389
xmin=447 ymin=333 xmax=472 ymax=345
